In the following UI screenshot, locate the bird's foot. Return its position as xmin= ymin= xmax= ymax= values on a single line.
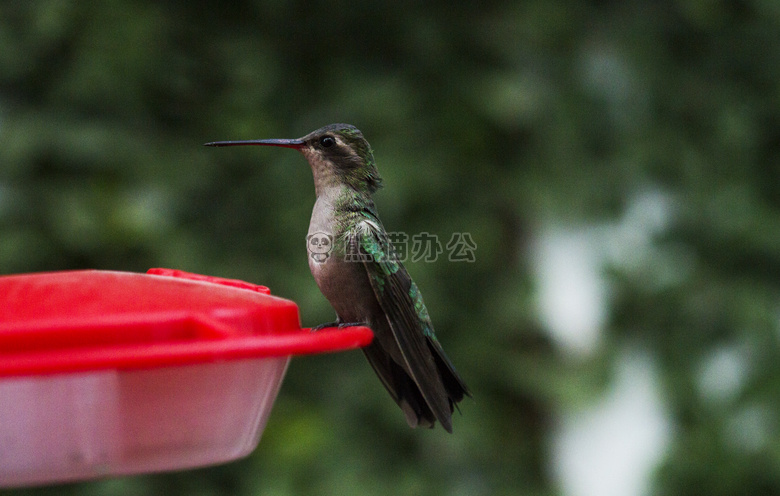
xmin=337 ymin=321 xmax=367 ymax=329
xmin=310 ymin=321 xmax=340 ymax=332
xmin=310 ymin=321 xmax=367 ymax=332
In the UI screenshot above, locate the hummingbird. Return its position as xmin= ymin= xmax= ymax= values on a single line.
xmin=205 ymin=124 xmax=469 ymax=432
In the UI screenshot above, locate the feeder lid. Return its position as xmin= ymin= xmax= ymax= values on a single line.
xmin=0 ymin=268 xmax=373 ymax=377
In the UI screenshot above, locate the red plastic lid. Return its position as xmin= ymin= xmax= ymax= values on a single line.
xmin=0 ymin=269 xmax=373 ymax=377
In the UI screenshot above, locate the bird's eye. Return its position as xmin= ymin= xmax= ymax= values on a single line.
xmin=320 ymin=136 xmax=335 ymax=147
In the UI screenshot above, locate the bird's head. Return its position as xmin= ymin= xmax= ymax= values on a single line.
xmin=206 ymin=123 xmax=383 ymax=195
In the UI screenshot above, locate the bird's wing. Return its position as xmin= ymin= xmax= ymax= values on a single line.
xmin=348 ymin=217 xmax=468 ymax=429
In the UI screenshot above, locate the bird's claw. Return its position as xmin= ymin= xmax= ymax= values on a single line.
xmin=310 ymin=321 xmax=339 ymax=333
xmin=337 ymin=322 xmax=367 ymax=329
xmin=310 ymin=321 xmax=367 ymax=333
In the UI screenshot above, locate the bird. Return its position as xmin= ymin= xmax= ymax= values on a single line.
xmin=205 ymin=124 xmax=469 ymax=432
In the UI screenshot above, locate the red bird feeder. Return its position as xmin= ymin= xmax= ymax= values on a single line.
xmin=0 ymin=268 xmax=372 ymax=487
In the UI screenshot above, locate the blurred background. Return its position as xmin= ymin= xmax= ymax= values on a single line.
xmin=2 ymin=1 xmax=780 ymax=495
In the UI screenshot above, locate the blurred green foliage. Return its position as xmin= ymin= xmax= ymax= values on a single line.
xmin=1 ymin=1 xmax=780 ymax=495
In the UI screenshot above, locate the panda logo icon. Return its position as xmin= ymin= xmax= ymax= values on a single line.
xmin=307 ymin=232 xmax=333 ymax=263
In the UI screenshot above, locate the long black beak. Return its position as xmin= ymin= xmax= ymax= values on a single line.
xmin=204 ymin=138 xmax=304 ymax=149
